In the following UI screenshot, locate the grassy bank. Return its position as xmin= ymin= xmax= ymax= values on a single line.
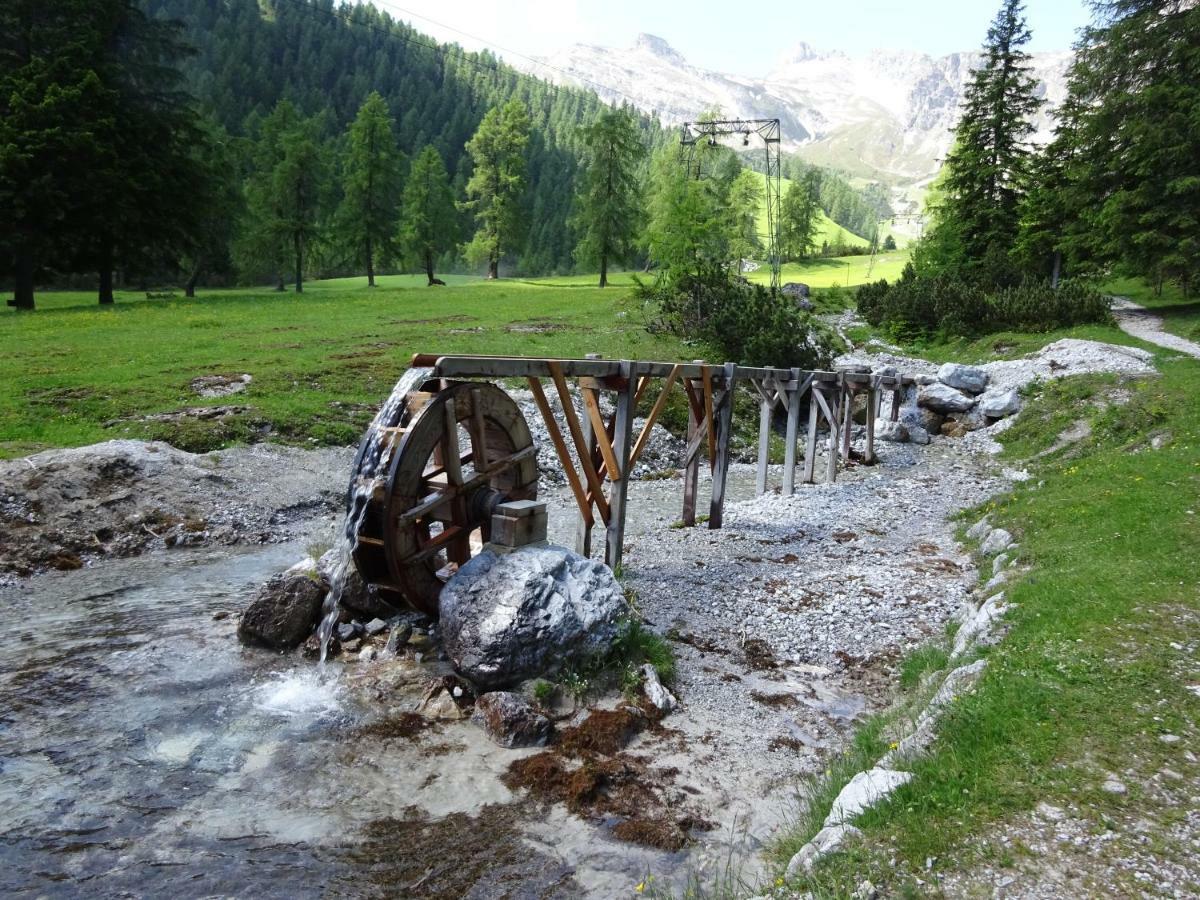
xmin=0 ymin=277 xmax=686 ymax=458
xmin=779 ymin=330 xmax=1200 ymax=895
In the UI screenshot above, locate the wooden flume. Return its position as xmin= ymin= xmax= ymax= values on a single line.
xmin=353 ymin=354 xmax=915 ymax=614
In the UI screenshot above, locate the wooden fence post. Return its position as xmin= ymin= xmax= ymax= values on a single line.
xmin=783 ymin=368 xmax=802 ymax=496
xmin=605 ymin=360 xmax=636 ymax=571
xmin=575 ymin=353 xmax=601 ymax=556
xmin=709 ymin=362 xmax=737 ymax=529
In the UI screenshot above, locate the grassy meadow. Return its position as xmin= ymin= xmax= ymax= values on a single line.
xmin=0 ymin=275 xmax=690 ymax=458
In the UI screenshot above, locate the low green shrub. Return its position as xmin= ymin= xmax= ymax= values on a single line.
xmin=857 ymin=267 xmax=1111 ymax=339
xmin=637 ymin=269 xmax=836 ymax=370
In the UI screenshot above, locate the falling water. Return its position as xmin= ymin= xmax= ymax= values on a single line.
xmin=315 ymin=366 xmax=433 ymax=664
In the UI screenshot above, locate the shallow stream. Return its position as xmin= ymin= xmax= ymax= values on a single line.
xmin=1 ymin=469 xmax=790 ymax=897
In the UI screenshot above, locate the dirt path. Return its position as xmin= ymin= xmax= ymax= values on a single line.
xmin=1111 ymin=297 xmax=1200 ymax=358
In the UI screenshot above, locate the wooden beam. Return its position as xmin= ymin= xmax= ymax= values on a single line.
xmin=547 ymin=361 xmax=611 ymax=523
xmin=701 ymin=364 xmax=716 ymax=469
xmin=709 ymin=362 xmax=737 ymax=528
xmin=527 ymin=376 xmax=594 ymax=526
xmin=756 ymin=389 xmax=772 ymax=496
xmin=782 ymin=367 xmax=803 ymax=496
xmin=575 ymin=354 xmax=602 ymax=556
xmin=629 ymin=364 xmax=680 ymax=470
xmin=581 ymin=384 xmax=621 ymax=482
xmin=605 ymin=361 xmax=637 ymax=571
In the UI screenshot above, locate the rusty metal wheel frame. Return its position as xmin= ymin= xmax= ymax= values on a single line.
xmin=352 ymin=380 xmax=538 ymax=615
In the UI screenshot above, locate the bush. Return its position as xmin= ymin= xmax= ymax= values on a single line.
xmin=637 ymin=269 xmax=836 ymax=370
xmin=857 ymin=270 xmax=1111 ymax=338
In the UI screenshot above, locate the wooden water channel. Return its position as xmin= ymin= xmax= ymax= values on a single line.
xmin=406 ymin=354 xmax=915 ymax=572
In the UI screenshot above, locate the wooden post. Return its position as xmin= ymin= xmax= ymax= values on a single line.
xmin=605 ymin=360 xmax=636 ymax=571
xmin=890 ymin=387 xmax=902 ymax=422
xmin=709 ymin=362 xmax=737 ymax=529
xmin=802 ymin=386 xmax=820 ymax=485
xmin=827 ymin=382 xmax=841 ymax=483
xmin=575 ymin=353 xmax=601 ymax=556
xmin=681 ymin=360 xmax=705 ymax=526
xmin=783 ymin=368 xmax=802 ymax=496
xmin=865 ymin=383 xmax=878 ymax=464
xmin=840 ymin=384 xmax=854 ymax=462
xmin=755 ymin=380 xmax=771 ymax=496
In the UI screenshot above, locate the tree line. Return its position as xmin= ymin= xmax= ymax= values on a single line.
xmin=861 ymin=0 xmax=1197 ymax=337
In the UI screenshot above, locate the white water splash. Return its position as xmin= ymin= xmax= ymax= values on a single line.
xmin=255 ymin=670 xmax=344 ymax=719
xmin=315 ymin=366 xmax=433 ymax=663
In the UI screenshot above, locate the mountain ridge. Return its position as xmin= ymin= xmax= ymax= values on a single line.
xmin=525 ymin=33 xmax=1072 ymax=183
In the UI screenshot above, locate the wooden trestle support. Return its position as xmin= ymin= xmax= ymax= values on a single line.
xmin=352 ymin=354 xmax=912 ymax=614
xmin=402 ymin=355 xmax=912 ymax=565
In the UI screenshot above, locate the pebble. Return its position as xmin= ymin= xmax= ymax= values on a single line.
xmin=1102 ymin=778 xmax=1128 ymax=795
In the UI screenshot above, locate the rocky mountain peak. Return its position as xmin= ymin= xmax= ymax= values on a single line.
xmin=634 ymin=33 xmax=686 ymax=64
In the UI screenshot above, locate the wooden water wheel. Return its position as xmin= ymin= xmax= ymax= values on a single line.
xmin=349 ymin=379 xmax=539 ymax=615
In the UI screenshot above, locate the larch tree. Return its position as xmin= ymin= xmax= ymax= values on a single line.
xmin=780 ymin=172 xmax=821 ymax=261
xmin=923 ymin=0 xmax=1043 ymax=285
xmin=726 ymin=169 xmax=764 ymax=270
xmin=335 ymin=91 xmax=404 ymax=287
xmin=398 ymin=144 xmax=457 ymax=286
xmin=462 ymin=100 xmax=530 ymax=279
xmin=571 ymin=108 xmax=646 ymax=287
xmin=273 ymin=122 xmax=327 ymax=292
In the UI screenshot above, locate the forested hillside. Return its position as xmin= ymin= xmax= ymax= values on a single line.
xmin=143 ymin=0 xmax=672 ymax=277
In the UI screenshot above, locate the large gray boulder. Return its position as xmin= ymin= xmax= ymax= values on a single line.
xmin=979 ymin=389 xmax=1022 ymax=419
xmin=238 ymin=559 xmax=326 ymax=650
xmin=918 ymin=383 xmax=977 ymax=414
xmin=899 ymin=405 xmax=945 ymax=435
xmin=937 ymin=363 xmax=989 ymax=395
xmin=440 ymin=544 xmax=630 ymax=690
xmin=876 ymin=421 xmax=909 ymax=443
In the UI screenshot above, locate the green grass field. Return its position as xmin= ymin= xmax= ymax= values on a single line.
xmin=750 ymin=171 xmax=872 ymax=252
xmin=0 ymin=277 xmax=688 ymax=458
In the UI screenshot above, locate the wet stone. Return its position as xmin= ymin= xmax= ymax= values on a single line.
xmin=237 ymin=566 xmax=326 ymax=650
xmin=472 ymin=691 xmax=554 ymax=748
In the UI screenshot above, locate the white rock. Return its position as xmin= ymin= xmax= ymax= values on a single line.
xmin=937 ymin=363 xmax=989 ymax=394
xmin=784 ymin=824 xmax=862 ymax=878
xmin=640 ymin=663 xmax=677 ymax=713
xmin=1101 ymin=778 xmax=1127 ymax=795
xmin=918 ymin=382 xmax=977 ymax=414
xmin=980 ymin=528 xmax=1013 ymax=555
xmin=876 ymin=421 xmax=909 ymax=443
xmin=979 ymin=389 xmax=1021 ymax=419
xmin=952 ymin=593 xmax=1009 ymax=659
xmin=879 ymin=660 xmax=988 ymax=767
xmin=966 ymin=516 xmax=992 ymax=542
xmin=992 ymin=553 xmax=1010 ymax=576
xmin=823 ymin=768 xmax=913 ymax=827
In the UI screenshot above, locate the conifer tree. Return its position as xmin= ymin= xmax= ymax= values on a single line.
xmin=571 ymin=108 xmax=646 ymax=287
xmin=398 ymin=145 xmax=457 ymax=285
xmin=462 ymin=100 xmax=530 ymax=279
xmin=922 ymin=0 xmax=1043 ymax=285
xmin=0 ymin=0 xmax=107 ymax=309
xmin=1046 ymin=0 xmax=1200 ymax=294
xmin=780 ymin=173 xmax=821 ymax=261
xmin=335 ymin=92 xmax=404 ymax=287
xmin=273 ymin=123 xmax=327 ymax=292
xmin=727 ymin=169 xmax=764 ymax=269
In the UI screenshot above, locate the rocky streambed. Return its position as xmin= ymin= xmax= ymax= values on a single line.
xmin=0 ymin=337 xmax=1160 ymax=897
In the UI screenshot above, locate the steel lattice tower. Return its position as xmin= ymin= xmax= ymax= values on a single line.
xmin=680 ymin=118 xmax=782 ymax=292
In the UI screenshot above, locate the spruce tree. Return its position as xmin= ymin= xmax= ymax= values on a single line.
xmin=398 ymin=145 xmax=457 ymax=286
xmin=0 ymin=0 xmax=108 ymax=309
xmin=571 ymin=108 xmax=646 ymax=287
xmin=727 ymin=169 xmax=764 ymax=269
xmin=923 ymin=0 xmax=1043 ymax=285
xmin=273 ymin=123 xmax=327 ymax=292
xmin=462 ymin=100 xmax=530 ymax=279
xmin=335 ymin=92 xmax=404 ymax=287
xmin=1049 ymin=0 xmax=1199 ymax=294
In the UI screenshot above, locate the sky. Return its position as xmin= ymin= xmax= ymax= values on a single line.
xmin=374 ymin=0 xmax=1092 ymax=76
